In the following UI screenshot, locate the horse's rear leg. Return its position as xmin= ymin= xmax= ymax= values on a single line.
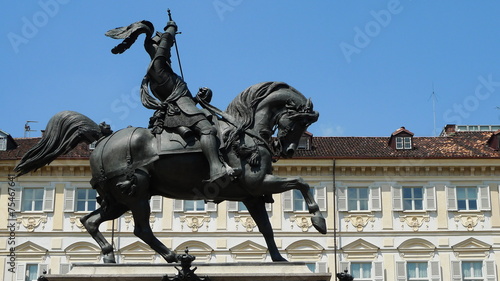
xmin=130 ymin=200 xmax=177 ymax=263
xmin=80 ymin=203 xmax=128 ymax=263
xmin=244 ymin=197 xmax=287 ymax=262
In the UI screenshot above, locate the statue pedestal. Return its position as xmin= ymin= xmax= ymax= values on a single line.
xmin=41 ymin=262 xmax=331 ymax=281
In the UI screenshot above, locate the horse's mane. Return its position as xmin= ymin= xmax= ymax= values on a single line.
xmin=223 ymin=82 xmax=302 ymax=147
xmin=226 ymin=82 xmax=300 ymax=130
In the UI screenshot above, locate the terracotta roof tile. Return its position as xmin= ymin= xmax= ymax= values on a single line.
xmin=1 ymin=132 xmax=499 ymax=162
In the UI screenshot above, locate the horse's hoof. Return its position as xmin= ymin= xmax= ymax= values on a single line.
xmin=165 ymin=253 xmax=178 ymax=263
xmin=311 ymin=215 xmax=327 ymax=234
xmin=272 ymin=256 xmax=288 ymax=262
xmin=103 ymin=256 xmax=116 ymax=263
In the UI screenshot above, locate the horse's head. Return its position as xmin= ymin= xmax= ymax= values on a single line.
xmin=275 ymin=98 xmax=319 ymax=158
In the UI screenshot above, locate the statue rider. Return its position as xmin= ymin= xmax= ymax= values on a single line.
xmin=144 ymin=20 xmax=236 ymax=186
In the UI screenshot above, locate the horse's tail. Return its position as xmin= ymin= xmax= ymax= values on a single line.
xmin=14 ymin=111 xmax=110 ymax=177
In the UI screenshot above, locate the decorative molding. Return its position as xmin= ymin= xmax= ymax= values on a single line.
xmin=399 ymin=214 xmax=430 ymax=231
xmin=452 ymin=238 xmax=491 ymax=259
xmin=454 ymin=214 xmax=485 ymax=231
xmin=69 ymin=215 xmax=86 ymax=232
xmin=344 ymin=214 xmax=375 ymax=232
xmin=180 ymin=215 xmax=211 ymax=232
xmin=16 ymin=215 xmax=47 ymax=232
xmin=124 ymin=214 xmax=156 ymax=230
xmin=234 ymin=215 xmax=257 ymax=232
xmin=289 ymin=215 xmax=313 ymax=232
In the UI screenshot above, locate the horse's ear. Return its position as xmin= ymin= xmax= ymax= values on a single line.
xmin=306 ymin=98 xmax=313 ymax=111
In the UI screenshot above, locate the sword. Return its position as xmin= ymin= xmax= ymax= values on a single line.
xmin=166 ymin=9 xmax=185 ymax=80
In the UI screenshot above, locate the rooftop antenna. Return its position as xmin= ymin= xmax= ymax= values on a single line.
xmin=428 ymin=83 xmax=438 ymax=136
xmin=24 ymin=121 xmax=38 ymax=138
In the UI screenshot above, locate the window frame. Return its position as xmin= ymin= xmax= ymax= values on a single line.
xmin=403 ymin=187 xmax=424 ymax=211
xmin=396 ymin=136 xmax=412 ymax=150
xmin=347 ymin=187 xmax=369 ymax=211
xmin=75 ymin=188 xmax=98 ymax=212
xmin=338 ymin=185 xmax=381 ymax=212
xmin=283 ymin=185 xmax=327 ymax=213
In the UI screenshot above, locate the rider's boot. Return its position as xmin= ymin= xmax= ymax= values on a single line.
xmin=199 ymin=129 xmax=240 ymax=185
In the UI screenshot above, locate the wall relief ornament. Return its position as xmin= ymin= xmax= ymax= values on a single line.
xmin=344 ymin=214 xmax=375 ymax=232
xmin=399 ymin=214 xmax=430 ymax=231
xmin=454 ymin=214 xmax=485 ymax=231
xmin=16 ymin=215 xmax=47 ymax=232
xmin=290 ymin=215 xmax=313 ymax=232
xmin=180 ymin=215 xmax=211 ymax=232
xmin=234 ymin=215 xmax=257 ymax=232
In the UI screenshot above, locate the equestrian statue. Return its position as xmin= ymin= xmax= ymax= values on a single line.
xmin=14 ymin=12 xmax=322 ymax=263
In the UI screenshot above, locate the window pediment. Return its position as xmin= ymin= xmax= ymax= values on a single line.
xmin=452 ymin=238 xmax=491 ymax=259
xmin=397 ymin=238 xmax=436 ymax=259
xmin=342 ymin=239 xmax=379 ymax=260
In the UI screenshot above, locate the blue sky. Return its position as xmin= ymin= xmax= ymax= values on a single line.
xmin=1 ymin=1 xmax=499 ymax=139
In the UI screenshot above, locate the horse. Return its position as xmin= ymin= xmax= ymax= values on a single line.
xmin=14 ymin=81 xmax=323 ymax=263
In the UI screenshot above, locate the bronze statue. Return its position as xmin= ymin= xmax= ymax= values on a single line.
xmin=14 ymin=14 xmax=323 ymax=264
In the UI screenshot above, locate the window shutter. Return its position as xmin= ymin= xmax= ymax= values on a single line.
xmin=395 ymin=261 xmax=406 ymax=281
xmin=173 ymin=200 xmax=184 ymax=212
xmin=425 ymin=185 xmax=437 ymax=211
xmin=478 ymin=185 xmax=491 ymax=211
xmin=13 ymin=186 xmax=22 ymax=212
xmin=316 ymin=262 xmax=328 ymax=273
xmin=392 ymin=185 xmax=403 ymax=211
xmin=337 ymin=186 xmax=347 ymax=212
xmin=451 ymin=261 xmax=462 ymax=281
xmin=60 ymin=264 xmax=72 ymax=274
xmin=227 ymin=201 xmax=238 ymax=212
xmin=150 ymin=196 xmax=163 ymax=212
xmin=265 ymin=202 xmax=272 ymax=212
xmin=370 ymin=186 xmax=381 ymax=211
xmin=447 ymin=185 xmax=457 ymax=211
xmin=316 ymin=186 xmax=327 ymax=211
xmin=64 ymin=186 xmax=76 ymax=212
xmin=16 ymin=264 xmax=26 ymax=281
xmin=429 ymin=261 xmax=440 ymax=281
xmin=206 ymin=202 xmax=217 ymax=212
xmin=282 ymin=190 xmax=293 ymax=212
xmin=43 ymin=186 xmax=55 ymax=212
xmin=373 ymin=261 xmax=383 ymax=281
xmin=338 ymin=261 xmax=350 ymax=275
xmin=485 ymin=260 xmax=496 ymax=281
xmin=38 ymin=263 xmax=48 ymax=275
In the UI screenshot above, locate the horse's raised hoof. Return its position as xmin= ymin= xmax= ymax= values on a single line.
xmin=311 ymin=215 xmax=327 ymax=234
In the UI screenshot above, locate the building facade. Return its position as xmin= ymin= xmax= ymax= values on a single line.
xmin=1 ymin=125 xmax=499 ymax=281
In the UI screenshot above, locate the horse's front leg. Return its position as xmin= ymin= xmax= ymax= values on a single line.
xmin=261 ymin=174 xmax=327 ymax=234
xmin=243 ymin=197 xmax=287 ymax=262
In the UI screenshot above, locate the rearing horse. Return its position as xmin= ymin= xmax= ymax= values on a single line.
xmin=14 ymin=81 xmax=323 ymax=263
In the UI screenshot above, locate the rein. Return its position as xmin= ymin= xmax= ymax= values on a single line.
xmin=195 ymin=95 xmax=278 ymax=156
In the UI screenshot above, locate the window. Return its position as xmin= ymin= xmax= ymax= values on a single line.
xmin=396 ymin=136 xmax=412 ymax=150
xmin=283 ymin=186 xmax=327 ymax=212
xmin=238 ymin=201 xmax=248 ymax=212
xmin=351 ymin=262 xmax=372 ymax=279
xmin=338 ymin=186 xmax=381 ymax=212
xmin=403 ymin=187 xmax=424 ymax=211
xmin=75 ymin=188 xmax=97 ymax=212
xmin=174 ymin=199 xmax=217 ymax=212
xmin=293 ymin=189 xmax=315 ymax=211
xmin=462 ymin=261 xmax=483 ymax=281
xmin=348 ymin=187 xmax=369 ymax=211
xmin=451 ymin=260 xmax=496 ymax=281
xmin=21 ymin=188 xmax=44 ymax=212
xmin=184 ymin=200 xmax=206 ymax=212
xmin=0 ymin=136 xmax=6 ymax=151
xmin=18 ymin=264 xmax=48 ymax=281
xmin=457 ymin=187 xmax=478 ymax=211
xmin=407 ymin=262 xmax=428 ymax=280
